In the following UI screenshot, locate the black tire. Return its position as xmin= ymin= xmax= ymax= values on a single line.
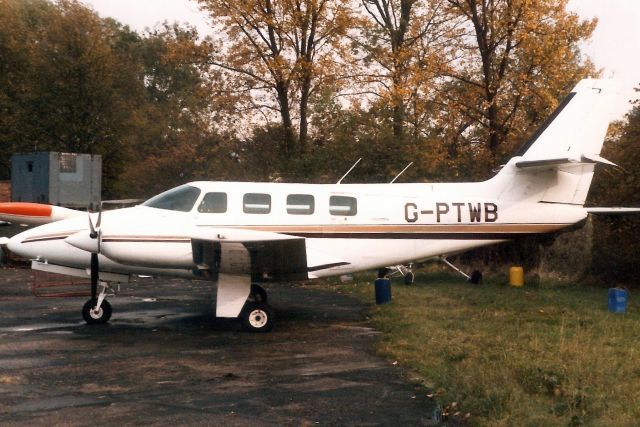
xmin=82 ymin=299 xmax=112 ymax=324
xmin=403 ymin=271 xmax=415 ymax=285
xmin=240 ymin=302 xmax=274 ymax=332
xmin=469 ymin=270 xmax=483 ymax=285
xmin=250 ymin=284 xmax=268 ymax=302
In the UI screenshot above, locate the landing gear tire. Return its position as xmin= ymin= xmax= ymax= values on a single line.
xmin=403 ymin=271 xmax=415 ymax=285
xmin=82 ymin=299 xmax=112 ymax=324
xmin=241 ymin=302 xmax=274 ymax=333
xmin=250 ymin=284 xmax=268 ymax=303
xmin=469 ymin=270 xmax=483 ymax=285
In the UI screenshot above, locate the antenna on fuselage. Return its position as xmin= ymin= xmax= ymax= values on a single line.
xmin=390 ymin=162 xmax=414 ymax=183
xmin=337 ymin=158 xmax=362 ymax=184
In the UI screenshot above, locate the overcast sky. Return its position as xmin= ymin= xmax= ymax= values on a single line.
xmin=83 ymin=0 xmax=639 ymax=119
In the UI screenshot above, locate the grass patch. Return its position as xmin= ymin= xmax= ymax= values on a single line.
xmin=328 ymin=272 xmax=640 ymax=426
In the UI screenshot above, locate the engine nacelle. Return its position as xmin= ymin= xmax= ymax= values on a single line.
xmin=100 ymin=237 xmax=195 ymax=269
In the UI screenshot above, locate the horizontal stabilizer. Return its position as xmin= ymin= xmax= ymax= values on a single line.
xmin=515 ymin=154 xmax=618 ymax=169
xmin=586 ymin=207 xmax=640 ymax=215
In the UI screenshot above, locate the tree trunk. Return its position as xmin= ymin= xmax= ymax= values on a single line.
xmin=487 ymin=99 xmax=499 ymax=156
xmin=298 ymin=77 xmax=311 ymax=153
xmin=275 ymin=81 xmax=295 ymax=156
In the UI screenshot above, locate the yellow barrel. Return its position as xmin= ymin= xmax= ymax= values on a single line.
xmin=509 ymin=266 xmax=524 ymax=287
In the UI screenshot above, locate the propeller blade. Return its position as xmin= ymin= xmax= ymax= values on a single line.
xmin=96 ymin=203 xmax=102 ymax=228
xmin=88 ymin=213 xmax=97 ymax=239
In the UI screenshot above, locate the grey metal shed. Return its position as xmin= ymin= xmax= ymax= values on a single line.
xmin=11 ymin=152 xmax=101 ymax=208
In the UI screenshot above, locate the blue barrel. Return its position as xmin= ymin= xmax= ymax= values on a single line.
xmin=375 ymin=278 xmax=392 ymax=304
xmin=608 ymin=288 xmax=628 ymax=313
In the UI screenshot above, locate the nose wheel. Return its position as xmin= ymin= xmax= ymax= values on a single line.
xmin=82 ymin=280 xmax=114 ymax=324
xmin=82 ymin=298 xmax=112 ymax=324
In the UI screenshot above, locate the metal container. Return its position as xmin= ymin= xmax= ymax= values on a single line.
xmin=375 ymin=278 xmax=392 ymax=304
xmin=608 ymin=288 xmax=627 ymax=313
xmin=509 ymin=266 xmax=524 ymax=287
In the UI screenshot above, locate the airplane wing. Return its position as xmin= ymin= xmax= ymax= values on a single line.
xmin=189 ymin=229 xmax=312 ymax=324
xmin=190 ymin=227 xmax=350 ymax=282
xmin=192 ymin=234 xmax=310 ymax=282
xmin=0 ymin=202 xmax=84 ymax=226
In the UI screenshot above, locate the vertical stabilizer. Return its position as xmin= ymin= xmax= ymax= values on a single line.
xmin=495 ymin=79 xmax=619 ymax=205
xmin=517 ymin=79 xmax=618 ymax=161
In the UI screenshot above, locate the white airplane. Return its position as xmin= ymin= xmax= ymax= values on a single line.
xmin=1 ymin=78 xmax=637 ymax=332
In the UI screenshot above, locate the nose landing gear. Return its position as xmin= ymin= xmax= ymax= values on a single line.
xmin=82 ymin=298 xmax=112 ymax=324
xmin=82 ymin=281 xmax=113 ymax=324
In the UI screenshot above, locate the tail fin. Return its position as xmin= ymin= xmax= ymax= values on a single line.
xmin=495 ymin=78 xmax=618 ymax=205
xmin=516 ymin=78 xmax=617 ymax=161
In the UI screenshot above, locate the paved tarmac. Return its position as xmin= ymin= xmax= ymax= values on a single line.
xmin=0 ymin=241 xmax=441 ymax=426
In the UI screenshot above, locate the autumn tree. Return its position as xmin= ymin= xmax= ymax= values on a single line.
xmin=443 ymin=0 xmax=596 ymax=168
xmin=198 ymin=0 xmax=353 ymax=158
xmin=357 ymin=0 xmax=459 ymax=140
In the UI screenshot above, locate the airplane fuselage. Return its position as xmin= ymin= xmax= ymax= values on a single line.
xmin=8 ymin=178 xmax=586 ymax=281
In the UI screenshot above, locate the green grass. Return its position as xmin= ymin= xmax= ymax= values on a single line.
xmin=328 ymin=272 xmax=640 ymax=426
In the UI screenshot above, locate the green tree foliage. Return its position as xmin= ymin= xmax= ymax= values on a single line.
xmin=115 ymin=23 xmax=237 ymax=197
xmin=588 ymin=90 xmax=640 ymax=285
xmin=0 ymin=0 xmax=226 ymax=198
xmin=0 ymin=0 xmax=142 ymax=194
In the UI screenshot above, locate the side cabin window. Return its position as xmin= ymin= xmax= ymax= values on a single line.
xmin=329 ymin=195 xmax=357 ymax=216
xmin=243 ymin=193 xmax=271 ymax=214
xmin=198 ymin=192 xmax=227 ymax=213
xmin=287 ymin=194 xmax=314 ymax=215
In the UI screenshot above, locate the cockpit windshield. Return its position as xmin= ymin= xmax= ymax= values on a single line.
xmin=142 ymin=185 xmax=201 ymax=212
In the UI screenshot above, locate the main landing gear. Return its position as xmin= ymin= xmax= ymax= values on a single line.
xmin=389 ymin=264 xmax=415 ymax=284
xmin=441 ymin=256 xmax=483 ymax=284
xmin=240 ymin=284 xmax=273 ymax=332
